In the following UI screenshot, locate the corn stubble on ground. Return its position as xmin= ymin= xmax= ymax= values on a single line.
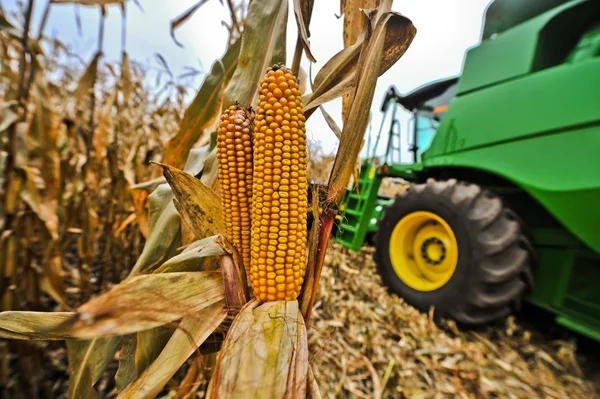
xmin=217 ymin=105 xmax=255 ymax=274
xmin=250 ymin=65 xmax=308 ymax=302
xmin=309 ymin=243 xmax=600 ymax=398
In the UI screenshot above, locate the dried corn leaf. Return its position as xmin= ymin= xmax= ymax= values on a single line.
xmin=51 ymin=0 xmax=123 ymax=6
xmin=131 ymin=234 xmax=225 ymax=376
xmin=94 ymin=87 xmax=117 ymax=163
xmin=130 ymin=183 xmax=181 ymax=275
xmin=341 ymin=0 xmax=378 ymax=121
xmin=328 ymin=10 xmax=414 ymax=205
xmin=161 ymin=38 xmax=241 ymax=169
xmin=115 ymin=334 xmax=138 ymax=390
xmin=293 ymin=0 xmax=316 ymax=63
xmin=207 ymin=300 xmax=309 ymax=399
xmin=170 ymin=0 xmax=211 ymax=47
xmin=0 ymin=311 xmax=75 ymax=340
xmin=135 ymin=325 xmax=175 ymax=376
xmin=303 ymin=11 xmax=415 ymax=115
xmin=121 ymin=51 xmax=133 ymax=104
xmin=153 ymin=235 xmax=225 ymax=274
xmin=223 ymin=0 xmax=288 ymax=108
xmin=27 ymin=75 xmax=60 ymax=238
xmin=74 ymin=51 xmax=101 ymax=108
xmin=0 ymin=151 xmax=6 ymax=229
xmin=118 ymin=303 xmax=226 ymax=398
xmin=62 ymin=271 xmax=224 ymax=338
xmin=130 ymin=146 xmax=214 ymax=276
xmin=0 ymin=13 xmax=44 ymax=54
xmin=67 ymin=336 xmax=122 ymax=399
xmin=320 ymin=105 xmax=342 ymax=139
xmin=159 ymin=163 xmax=224 ymax=240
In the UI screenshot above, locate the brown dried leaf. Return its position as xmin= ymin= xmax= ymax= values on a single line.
xmin=153 ymin=235 xmax=225 ymax=274
xmin=118 ymin=303 xmax=226 ymax=398
xmin=74 ymin=51 xmax=101 ymax=108
xmin=0 ymin=311 xmax=74 ymax=340
xmin=121 ymin=51 xmax=133 ymax=104
xmin=158 ymin=163 xmax=224 ymax=240
xmin=115 ymin=334 xmax=138 ymax=390
xmin=341 ymin=0 xmax=378 ymax=121
xmin=94 ymin=87 xmax=117 ymax=164
xmin=169 ymin=0 xmax=211 ymax=47
xmin=293 ymin=0 xmax=316 ymax=63
xmin=67 ymin=336 xmax=122 ymax=399
xmin=328 ymin=10 xmax=415 ymax=205
xmin=320 ymin=105 xmax=342 ymax=139
xmin=63 ymin=271 xmax=225 ymax=338
xmin=303 ymin=11 xmax=415 ymax=115
xmin=51 ymin=0 xmax=123 ymax=5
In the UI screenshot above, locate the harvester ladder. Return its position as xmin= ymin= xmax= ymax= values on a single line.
xmin=335 ymin=160 xmax=383 ymax=251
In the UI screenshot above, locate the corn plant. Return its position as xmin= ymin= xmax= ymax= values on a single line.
xmin=0 ymin=0 xmax=415 ymax=397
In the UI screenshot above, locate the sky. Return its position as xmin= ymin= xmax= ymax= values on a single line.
xmin=3 ymin=0 xmax=493 ymax=159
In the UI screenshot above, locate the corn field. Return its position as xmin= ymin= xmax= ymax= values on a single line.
xmin=0 ymin=0 xmax=598 ymax=398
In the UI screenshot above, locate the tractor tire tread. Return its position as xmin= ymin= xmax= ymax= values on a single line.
xmin=374 ymin=179 xmax=535 ymax=327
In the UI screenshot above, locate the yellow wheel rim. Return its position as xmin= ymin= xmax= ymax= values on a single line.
xmin=389 ymin=211 xmax=458 ymax=291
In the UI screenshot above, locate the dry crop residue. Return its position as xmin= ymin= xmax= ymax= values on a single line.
xmin=307 ymin=243 xmax=599 ymax=399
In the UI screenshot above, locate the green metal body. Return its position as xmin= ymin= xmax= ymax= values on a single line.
xmin=336 ymin=0 xmax=600 ymax=340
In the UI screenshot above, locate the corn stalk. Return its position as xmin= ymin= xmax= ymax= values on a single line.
xmin=0 ymin=0 xmax=415 ymax=397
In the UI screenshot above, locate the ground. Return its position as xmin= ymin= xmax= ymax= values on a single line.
xmin=308 ymin=242 xmax=600 ymax=399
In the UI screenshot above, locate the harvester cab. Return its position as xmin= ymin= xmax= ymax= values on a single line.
xmin=336 ymin=0 xmax=600 ymax=341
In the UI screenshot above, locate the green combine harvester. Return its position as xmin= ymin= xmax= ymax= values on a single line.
xmin=335 ymin=0 xmax=600 ymax=340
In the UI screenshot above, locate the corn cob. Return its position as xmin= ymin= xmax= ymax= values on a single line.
xmin=217 ymin=105 xmax=255 ymax=274
xmin=251 ymin=65 xmax=308 ymax=302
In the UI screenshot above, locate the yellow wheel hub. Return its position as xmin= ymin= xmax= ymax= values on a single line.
xmin=389 ymin=211 xmax=458 ymax=291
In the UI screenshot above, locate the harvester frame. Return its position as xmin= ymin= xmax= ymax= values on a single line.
xmin=336 ymin=0 xmax=600 ymax=341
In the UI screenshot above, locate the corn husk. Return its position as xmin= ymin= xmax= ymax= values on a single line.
xmin=207 ymin=300 xmax=309 ymax=399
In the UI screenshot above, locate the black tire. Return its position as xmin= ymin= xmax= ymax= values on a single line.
xmin=374 ymin=178 xmax=534 ymax=325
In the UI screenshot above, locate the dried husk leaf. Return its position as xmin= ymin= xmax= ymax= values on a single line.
xmin=118 ymin=303 xmax=226 ymax=399
xmin=207 ymin=300 xmax=309 ymax=399
xmin=303 ymin=11 xmax=415 ymax=115
xmin=341 ymin=0 xmax=378 ymax=121
xmin=67 ymin=336 xmax=122 ymax=399
xmin=328 ymin=10 xmax=408 ymax=205
xmin=153 ymin=235 xmax=225 ymax=274
xmin=0 ymin=311 xmax=74 ymax=340
xmin=218 ymin=254 xmax=248 ymax=316
xmin=62 ymin=271 xmax=225 ymax=338
xmin=293 ymin=0 xmax=316 ymax=63
xmin=158 ymin=163 xmax=224 ymax=240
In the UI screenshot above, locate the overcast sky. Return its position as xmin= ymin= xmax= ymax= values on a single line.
xmin=3 ymin=0 xmax=492 ymax=159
